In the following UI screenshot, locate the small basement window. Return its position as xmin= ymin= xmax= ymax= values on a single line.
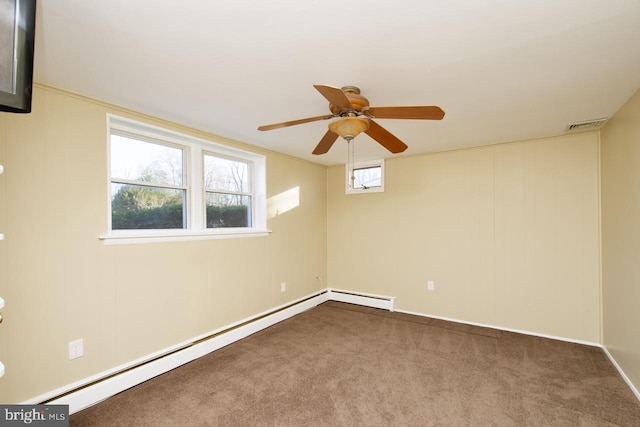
xmin=346 ymin=159 xmax=384 ymax=194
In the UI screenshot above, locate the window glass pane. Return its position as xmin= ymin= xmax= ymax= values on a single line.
xmin=111 ymin=183 xmax=186 ymax=230
xmin=111 ymin=134 xmax=184 ymax=186
xmin=206 ymin=193 xmax=251 ymax=228
xmin=204 ymin=154 xmax=249 ymax=192
xmin=353 ymin=166 xmax=381 ymax=189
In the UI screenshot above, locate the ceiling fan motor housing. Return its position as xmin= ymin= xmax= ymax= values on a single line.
xmin=329 ymin=86 xmax=369 ymax=116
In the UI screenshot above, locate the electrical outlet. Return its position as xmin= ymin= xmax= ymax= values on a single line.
xmin=427 ymin=280 xmax=435 ymax=291
xmin=68 ymin=338 xmax=84 ymax=360
xmin=280 ymin=282 xmax=286 ymax=293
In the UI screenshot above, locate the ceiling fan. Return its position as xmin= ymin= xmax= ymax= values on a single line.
xmin=257 ymin=84 xmax=445 ymax=155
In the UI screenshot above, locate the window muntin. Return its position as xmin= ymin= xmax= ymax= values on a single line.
xmin=105 ymin=115 xmax=268 ymax=243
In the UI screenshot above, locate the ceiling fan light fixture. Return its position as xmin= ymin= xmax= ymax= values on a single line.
xmin=328 ymin=117 xmax=370 ymax=141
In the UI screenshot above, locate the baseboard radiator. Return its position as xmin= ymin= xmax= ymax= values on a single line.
xmin=35 ymin=288 xmax=394 ymax=414
xmin=28 ymin=288 xmax=640 ymax=410
xmin=326 ymin=288 xmax=395 ymax=311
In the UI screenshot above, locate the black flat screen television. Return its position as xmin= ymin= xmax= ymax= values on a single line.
xmin=0 ymin=0 xmax=36 ymax=113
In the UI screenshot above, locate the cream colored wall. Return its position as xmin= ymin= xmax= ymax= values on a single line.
xmin=601 ymin=88 xmax=640 ymax=391
xmin=0 ymin=85 xmax=327 ymax=403
xmin=0 ymin=83 xmax=611 ymax=404
xmin=328 ymin=133 xmax=601 ymax=342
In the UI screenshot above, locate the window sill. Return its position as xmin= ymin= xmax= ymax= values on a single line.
xmin=346 ymin=186 xmax=384 ymax=195
xmin=99 ymin=229 xmax=271 ymax=245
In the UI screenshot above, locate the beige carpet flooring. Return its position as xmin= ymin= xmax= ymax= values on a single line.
xmin=70 ymin=302 xmax=640 ymax=426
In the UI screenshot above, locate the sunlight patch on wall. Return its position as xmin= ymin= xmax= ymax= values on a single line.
xmin=268 ymin=187 xmax=300 ymax=219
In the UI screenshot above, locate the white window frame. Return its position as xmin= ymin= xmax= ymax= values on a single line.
xmin=101 ymin=115 xmax=268 ymax=245
xmin=346 ymin=159 xmax=385 ymax=194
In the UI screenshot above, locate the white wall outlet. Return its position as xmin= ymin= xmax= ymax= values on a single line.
xmin=427 ymin=280 xmax=435 ymax=291
xmin=68 ymin=338 xmax=84 ymax=360
xmin=280 ymin=282 xmax=286 ymax=293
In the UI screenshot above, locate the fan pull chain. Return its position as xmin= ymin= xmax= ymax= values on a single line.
xmin=348 ymin=139 xmax=356 ymax=189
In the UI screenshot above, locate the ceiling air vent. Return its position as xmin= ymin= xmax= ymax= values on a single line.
xmin=565 ymin=118 xmax=608 ymax=132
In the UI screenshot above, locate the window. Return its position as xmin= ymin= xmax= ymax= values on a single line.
xmin=103 ymin=115 xmax=267 ymax=244
xmin=346 ymin=159 xmax=384 ymax=194
xmin=203 ymin=153 xmax=252 ymax=228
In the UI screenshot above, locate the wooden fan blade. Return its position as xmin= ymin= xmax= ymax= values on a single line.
xmin=312 ymin=130 xmax=339 ymax=155
xmin=366 ymin=106 xmax=445 ymax=120
xmin=258 ymin=114 xmax=334 ymax=131
xmin=365 ymin=120 xmax=408 ymax=153
xmin=313 ymin=84 xmax=353 ymax=111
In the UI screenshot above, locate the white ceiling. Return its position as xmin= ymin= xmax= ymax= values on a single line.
xmin=34 ymin=0 xmax=640 ymax=166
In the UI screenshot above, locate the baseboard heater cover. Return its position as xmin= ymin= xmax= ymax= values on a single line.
xmin=41 ymin=291 xmax=330 ymax=414
xmin=327 ymin=288 xmax=395 ymax=311
xmin=35 ymin=288 xmax=633 ymax=412
xmin=34 ymin=287 xmax=396 ymax=413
